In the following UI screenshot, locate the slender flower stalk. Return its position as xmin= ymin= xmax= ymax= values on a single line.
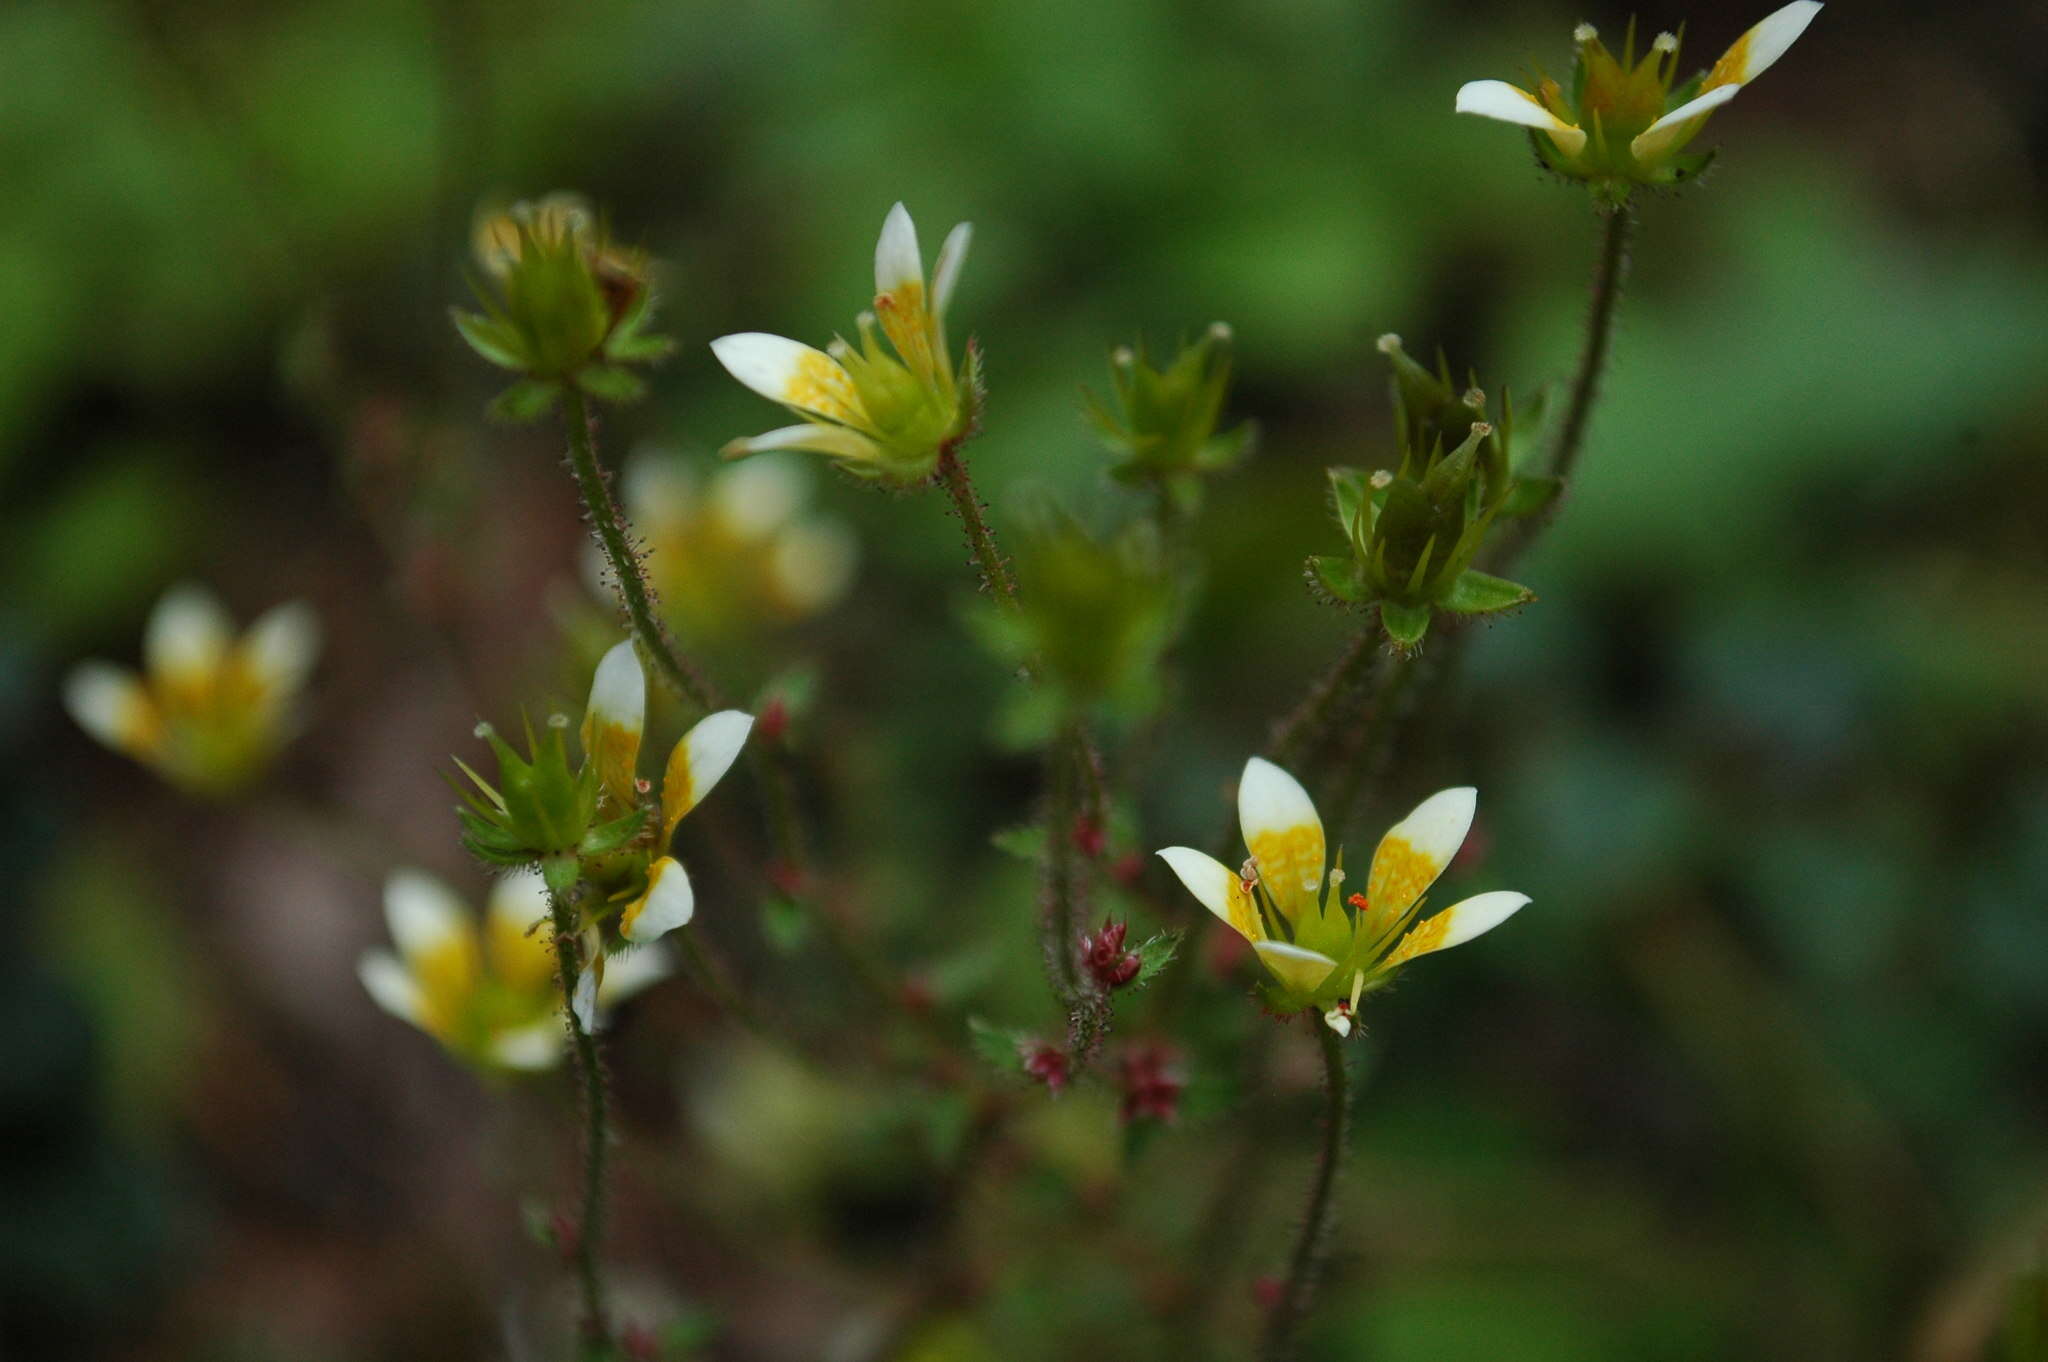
xmin=1258 ymin=1023 xmax=1351 ymax=1362
xmin=545 ymin=880 xmax=612 ymax=1352
xmin=936 ymin=432 xmax=1018 ymax=611
xmin=1552 ymin=203 xmax=1634 ymax=492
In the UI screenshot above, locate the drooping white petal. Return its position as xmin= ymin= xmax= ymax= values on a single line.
xmin=931 ymin=222 xmax=972 ymax=318
xmin=770 ymin=521 xmax=859 ymax=615
xmin=709 ymin=333 xmax=868 ymax=426
xmin=1365 ymin=787 xmax=1475 ymax=919
xmin=874 ymin=201 xmax=924 ymax=296
xmin=596 ymin=944 xmax=673 ymax=1006
xmin=1629 ymin=83 xmax=1742 ymax=161
xmin=1383 ymin=890 xmax=1531 ymax=967
xmin=721 ymin=423 xmax=884 ymax=466
xmin=486 ymin=866 xmax=551 ymax=934
xmin=1708 ymin=1 xmax=1822 ymax=88
xmin=585 ymin=640 xmax=646 ymax=741
xmin=1322 ymin=1007 xmax=1353 ymax=1037
xmin=1238 ymin=757 xmax=1326 ymax=918
xmin=358 ymin=949 xmax=424 ymax=1024
xmin=572 ymin=962 xmax=600 ymax=1031
xmin=63 ymin=662 xmax=152 ymax=751
xmin=489 ymin=1021 xmax=563 ymax=1070
xmin=1251 ymin=940 xmax=1340 ymax=994
xmin=145 ymin=583 xmax=233 ymax=682
xmin=621 ymin=856 xmax=695 ymax=942
xmin=710 ymin=456 xmax=808 ymax=540
xmin=661 ymin=710 xmax=754 ymax=836
xmin=1453 ymin=80 xmax=1588 ymax=156
xmin=1158 ymin=845 xmax=1266 ymax=943
xmin=383 ymin=869 xmax=471 ymax=961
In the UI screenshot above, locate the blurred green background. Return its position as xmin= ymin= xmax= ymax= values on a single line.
xmin=6 ymin=0 xmax=2048 ymax=1358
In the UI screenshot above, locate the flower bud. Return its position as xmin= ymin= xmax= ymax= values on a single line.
xmin=1080 ymin=920 xmax=1142 ymax=990
xmin=452 ymin=714 xmax=601 ymax=866
xmin=1085 ymin=322 xmax=1256 ymax=499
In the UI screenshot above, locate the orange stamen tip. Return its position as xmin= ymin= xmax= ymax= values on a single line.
xmin=1347 ymin=892 xmax=1369 ymax=911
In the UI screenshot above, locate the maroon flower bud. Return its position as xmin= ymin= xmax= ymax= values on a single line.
xmin=1071 ymin=814 xmax=1106 ymax=858
xmin=1109 ymin=851 xmax=1145 ymax=886
xmin=1252 ymin=1275 xmax=1285 ymax=1311
xmin=549 ymin=1209 xmax=580 ymax=1263
xmin=1117 ymin=1041 xmax=1185 ymax=1125
xmin=758 ymin=695 xmax=790 ymax=744
xmin=620 ymin=1324 xmax=659 ymax=1362
xmin=766 ymin=859 xmax=806 ymax=897
xmin=1080 ymin=919 xmax=1143 ymax=990
xmin=1022 ymin=1042 xmax=1070 ymax=1095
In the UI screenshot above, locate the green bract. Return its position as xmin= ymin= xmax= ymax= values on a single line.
xmin=1085 ymin=323 xmax=1255 ymax=504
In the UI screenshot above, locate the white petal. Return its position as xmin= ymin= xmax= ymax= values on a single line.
xmin=1322 ymin=1008 xmax=1353 ymax=1037
xmin=1711 ymin=1 xmax=1822 ymax=87
xmin=1629 ymin=83 xmax=1742 ymax=161
xmin=383 ymin=869 xmax=471 ymax=961
xmin=721 ymin=423 xmax=884 ymax=466
xmin=596 ymin=945 xmax=673 ymax=1005
xmin=931 ymin=222 xmax=972 ymax=318
xmin=769 ymin=521 xmax=859 ymax=615
xmin=661 ymin=710 xmax=753 ymax=834
xmin=63 ymin=662 xmax=150 ymax=750
xmin=1365 ymin=787 xmax=1475 ymax=918
xmin=145 ymin=582 xmax=233 ymax=681
xmin=1386 ymin=890 xmax=1531 ymax=967
xmin=241 ymin=601 xmax=320 ymax=696
xmin=1454 ymin=80 xmax=1588 ymax=156
xmin=1429 ymin=890 xmax=1531 ymax=952
xmin=490 ymin=1021 xmax=564 ymax=1070
xmin=572 ymin=963 xmax=600 ymax=1031
xmin=1238 ymin=757 xmax=1326 ymax=916
xmin=874 ymin=201 xmax=924 ymax=296
xmin=1156 ymin=846 xmax=1239 ymax=921
xmin=622 ymin=857 xmax=695 ymax=942
xmin=709 ymin=333 xmax=866 ymax=425
xmin=1251 ymin=940 xmax=1340 ymax=994
xmin=486 ymin=867 xmax=551 ymax=934
xmin=358 ymin=949 xmax=424 ymax=1024
xmin=710 ymin=455 xmax=808 ymax=540
xmin=585 ymin=640 xmax=646 ymax=738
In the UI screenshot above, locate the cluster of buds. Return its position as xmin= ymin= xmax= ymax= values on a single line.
xmin=357 ymin=868 xmax=670 ymax=1073
xmin=1080 ymin=920 xmax=1143 ymax=990
xmin=967 ymin=514 xmax=1182 ymax=741
xmin=1158 ymin=757 xmax=1529 ymax=1034
xmin=1116 ymin=1042 xmax=1185 ymax=1126
xmin=451 ymin=640 xmax=752 ymax=1006
xmin=64 ymin=583 xmax=319 ymax=797
xmin=1085 ymin=323 xmax=1255 ymax=506
xmin=712 ymin=203 xmax=979 ymax=486
xmin=590 ymin=451 xmax=858 ymax=640
xmin=1455 ymin=2 xmax=1823 ymax=203
xmin=1021 ymin=1041 xmax=1071 ymax=1096
xmin=452 ymin=192 xmax=673 ymax=413
xmin=1309 ymin=335 xmax=1539 ymax=651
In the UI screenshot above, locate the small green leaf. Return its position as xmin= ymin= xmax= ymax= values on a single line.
xmin=488 ymin=379 xmax=562 ymax=424
xmin=1128 ymin=930 xmax=1182 ymax=990
xmin=1500 ymin=474 xmax=1562 ymax=518
xmin=1194 ymin=418 xmax=1257 ymax=470
xmin=1308 ymin=555 xmax=1365 ymax=604
xmin=1327 ymin=466 xmax=1371 ymax=536
xmin=1441 ymin=569 xmax=1536 ymax=615
xmin=1380 ymin=600 xmax=1432 ymax=650
xmin=967 ymin=1017 xmax=1028 ymax=1074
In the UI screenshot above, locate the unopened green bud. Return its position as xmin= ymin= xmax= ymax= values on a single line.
xmin=1086 ymin=322 xmax=1256 ymax=497
xmin=451 ymin=713 xmax=601 ymax=866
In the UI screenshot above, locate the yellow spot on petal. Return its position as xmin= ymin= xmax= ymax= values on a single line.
xmin=582 ymin=715 xmax=642 ymax=808
xmin=1248 ymin=824 xmax=1324 ymax=920
xmin=1382 ymin=911 xmax=1451 ymax=969
xmin=1226 ymin=876 xmax=1265 ymax=943
xmin=875 ymin=281 xmax=935 ymax=385
xmin=412 ymin=934 xmax=481 ymax=1042
xmin=1366 ymin=835 xmax=1444 ymax=924
xmin=660 ymin=739 xmax=696 ymax=841
xmin=785 ymin=350 xmax=867 ymax=425
xmin=487 ymin=909 xmax=555 ymax=996
xmin=1705 ymin=30 xmax=1753 ymax=90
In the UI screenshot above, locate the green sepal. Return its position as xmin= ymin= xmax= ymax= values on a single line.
xmin=580 ymin=805 xmax=648 ymax=857
xmin=488 ymin=379 xmax=563 ymax=424
xmin=451 ymin=308 xmax=526 ymax=372
xmin=1194 ymin=418 xmax=1257 ymax=470
xmin=577 ymin=364 xmax=647 ymax=405
xmin=1327 ymin=466 xmax=1371 ymax=539
xmin=1440 ymin=570 xmax=1536 ymax=616
xmin=1379 ymin=600 xmax=1432 ymax=651
xmin=1307 ymin=555 xmax=1366 ymax=605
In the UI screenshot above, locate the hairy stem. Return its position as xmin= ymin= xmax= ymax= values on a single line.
xmin=546 ymin=893 xmax=611 ymax=1351
xmin=1551 ymin=202 xmax=1635 ymax=490
xmin=934 ymin=439 xmax=1019 ymax=610
xmin=1257 ymin=1024 xmax=1352 ymax=1362
xmin=1321 ymin=649 xmax=1421 ymax=838
xmin=1268 ymin=629 xmax=1379 ymax=776
xmin=562 ymin=385 xmax=720 ymax=712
